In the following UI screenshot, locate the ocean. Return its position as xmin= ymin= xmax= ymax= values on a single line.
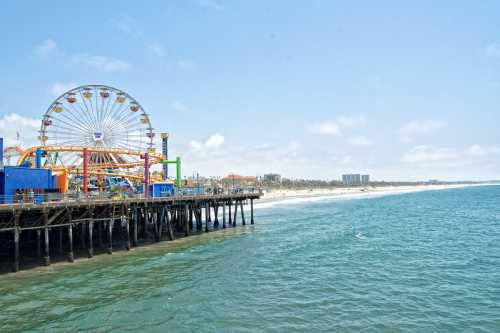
xmin=1 ymin=185 xmax=499 ymax=332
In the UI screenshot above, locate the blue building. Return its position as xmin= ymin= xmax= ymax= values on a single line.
xmin=0 ymin=137 xmax=58 ymax=203
xmin=0 ymin=166 xmax=57 ymax=203
xmin=149 ymin=182 xmax=175 ymax=197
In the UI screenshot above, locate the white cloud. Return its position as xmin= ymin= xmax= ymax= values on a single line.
xmin=311 ymin=121 xmax=341 ymax=136
xmin=205 ymin=134 xmax=225 ymax=148
xmin=171 ymin=101 xmax=189 ymax=112
xmin=0 ymin=113 xmax=40 ymax=149
xmin=71 ymin=54 xmax=131 ymax=72
xmin=35 ymin=38 xmax=131 ymax=73
xmin=189 ymin=140 xmax=202 ymax=151
xmin=198 ymin=0 xmax=224 ymax=10
xmin=401 ymin=145 xmax=460 ymax=163
xmin=337 ymin=115 xmax=366 ymax=128
xmin=35 ymin=39 xmax=60 ymax=58
xmin=485 ymin=43 xmax=500 ymax=58
xmin=348 ymin=136 xmax=372 ymax=146
xmin=50 ymin=82 xmax=79 ymax=96
xmin=309 ymin=115 xmax=365 ymax=136
xmin=399 ymin=119 xmax=446 ymax=143
xmin=466 ymin=144 xmax=500 ymax=156
xmin=190 ymin=133 xmax=225 ymax=151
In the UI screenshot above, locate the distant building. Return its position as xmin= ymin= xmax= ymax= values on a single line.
xmin=263 ymin=173 xmax=281 ymax=183
xmin=361 ymin=175 xmax=370 ymax=184
xmin=222 ymin=174 xmax=257 ymax=188
xmin=342 ymin=174 xmax=361 ymax=185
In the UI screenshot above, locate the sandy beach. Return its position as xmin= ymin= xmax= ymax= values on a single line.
xmin=257 ymin=184 xmax=487 ymax=205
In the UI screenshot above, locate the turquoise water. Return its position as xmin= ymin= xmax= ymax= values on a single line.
xmin=1 ymin=186 xmax=500 ymax=332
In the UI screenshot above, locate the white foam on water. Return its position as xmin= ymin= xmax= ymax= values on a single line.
xmin=355 ymin=232 xmax=366 ymax=240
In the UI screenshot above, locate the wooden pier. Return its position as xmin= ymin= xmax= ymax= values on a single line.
xmin=0 ymin=193 xmax=260 ymax=273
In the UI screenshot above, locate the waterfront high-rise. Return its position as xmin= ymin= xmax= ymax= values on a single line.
xmin=342 ymin=174 xmax=370 ymax=185
xmin=342 ymin=174 xmax=361 ymax=185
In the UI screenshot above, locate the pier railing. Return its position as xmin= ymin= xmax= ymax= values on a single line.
xmin=0 ymin=187 xmax=262 ymax=207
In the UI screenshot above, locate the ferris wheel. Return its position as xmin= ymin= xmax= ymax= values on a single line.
xmin=38 ymin=85 xmax=155 ymax=174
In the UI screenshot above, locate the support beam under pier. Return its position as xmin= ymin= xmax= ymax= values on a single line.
xmin=12 ymin=211 xmax=20 ymax=272
xmin=43 ymin=210 xmax=50 ymax=266
xmin=68 ymin=209 xmax=74 ymax=262
xmin=108 ymin=220 xmax=113 ymax=255
xmin=222 ymin=203 xmax=226 ymax=229
xmin=88 ymin=221 xmax=94 ymax=258
xmin=240 ymin=200 xmax=245 ymax=226
xmin=233 ymin=200 xmax=238 ymax=227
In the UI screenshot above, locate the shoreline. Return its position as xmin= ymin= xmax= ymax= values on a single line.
xmin=253 ymin=183 xmax=496 ymax=208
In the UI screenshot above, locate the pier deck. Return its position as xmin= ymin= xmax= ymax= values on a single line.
xmin=0 ymin=192 xmax=260 ymax=273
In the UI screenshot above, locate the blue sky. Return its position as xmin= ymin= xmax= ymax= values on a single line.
xmin=1 ymin=0 xmax=500 ymax=181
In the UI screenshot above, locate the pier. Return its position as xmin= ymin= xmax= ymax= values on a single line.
xmin=0 ymin=192 xmax=260 ymax=273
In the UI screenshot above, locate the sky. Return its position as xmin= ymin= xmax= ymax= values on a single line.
xmin=1 ymin=0 xmax=500 ymax=181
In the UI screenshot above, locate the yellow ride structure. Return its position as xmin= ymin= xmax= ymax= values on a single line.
xmin=17 ymin=145 xmax=163 ymax=186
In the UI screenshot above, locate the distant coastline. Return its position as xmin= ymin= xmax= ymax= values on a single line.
xmin=255 ymin=183 xmax=496 ymax=207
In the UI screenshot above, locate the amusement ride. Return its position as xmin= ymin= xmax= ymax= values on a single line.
xmin=3 ymin=85 xmax=172 ymax=193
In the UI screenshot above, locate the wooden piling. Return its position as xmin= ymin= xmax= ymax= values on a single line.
xmin=208 ymin=203 xmax=212 ymax=222
xmin=133 ymin=207 xmax=138 ymax=246
xmin=205 ymin=203 xmax=209 ymax=232
xmin=214 ymin=204 xmax=219 ymax=228
xmin=153 ymin=209 xmax=160 ymax=242
xmin=222 ymin=203 xmax=226 ymax=229
xmin=166 ymin=207 xmax=174 ymax=240
xmin=80 ymin=221 xmax=86 ymax=251
xmin=125 ymin=215 xmax=131 ymax=250
xmin=68 ymin=209 xmax=74 ymax=262
xmin=240 ymin=200 xmax=245 ymax=225
xmin=43 ymin=227 xmax=50 ymax=266
xmin=88 ymin=221 xmax=94 ymax=258
xmin=108 ymin=220 xmax=113 ymax=254
xmin=250 ymin=199 xmax=254 ymax=224
xmin=233 ymin=200 xmax=238 ymax=227
xmin=228 ymin=201 xmax=232 ymax=226
xmin=13 ymin=228 xmax=20 ymax=272
xmin=98 ymin=219 xmax=103 ymax=247
xmin=36 ymin=229 xmax=41 ymax=259
xmin=189 ymin=206 xmax=193 ymax=230
xmin=196 ymin=206 xmax=202 ymax=231
xmin=13 ymin=212 xmax=20 ymax=272
xmin=158 ymin=207 xmax=164 ymax=241
xmin=68 ymin=224 xmax=74 ymax=262
xmin=43 ymin=210 xmax=50 ymax=266
xmin=144 ymin=208 xmax=149 ymax=239
xmin=184 ymin=204 xmax=189 ymax=236
xmin=58 ymin=227 xmax=63 ymax=255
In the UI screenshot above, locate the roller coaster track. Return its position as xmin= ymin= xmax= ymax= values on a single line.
xmin=17 ymin=145 xmax=164 ymax=181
